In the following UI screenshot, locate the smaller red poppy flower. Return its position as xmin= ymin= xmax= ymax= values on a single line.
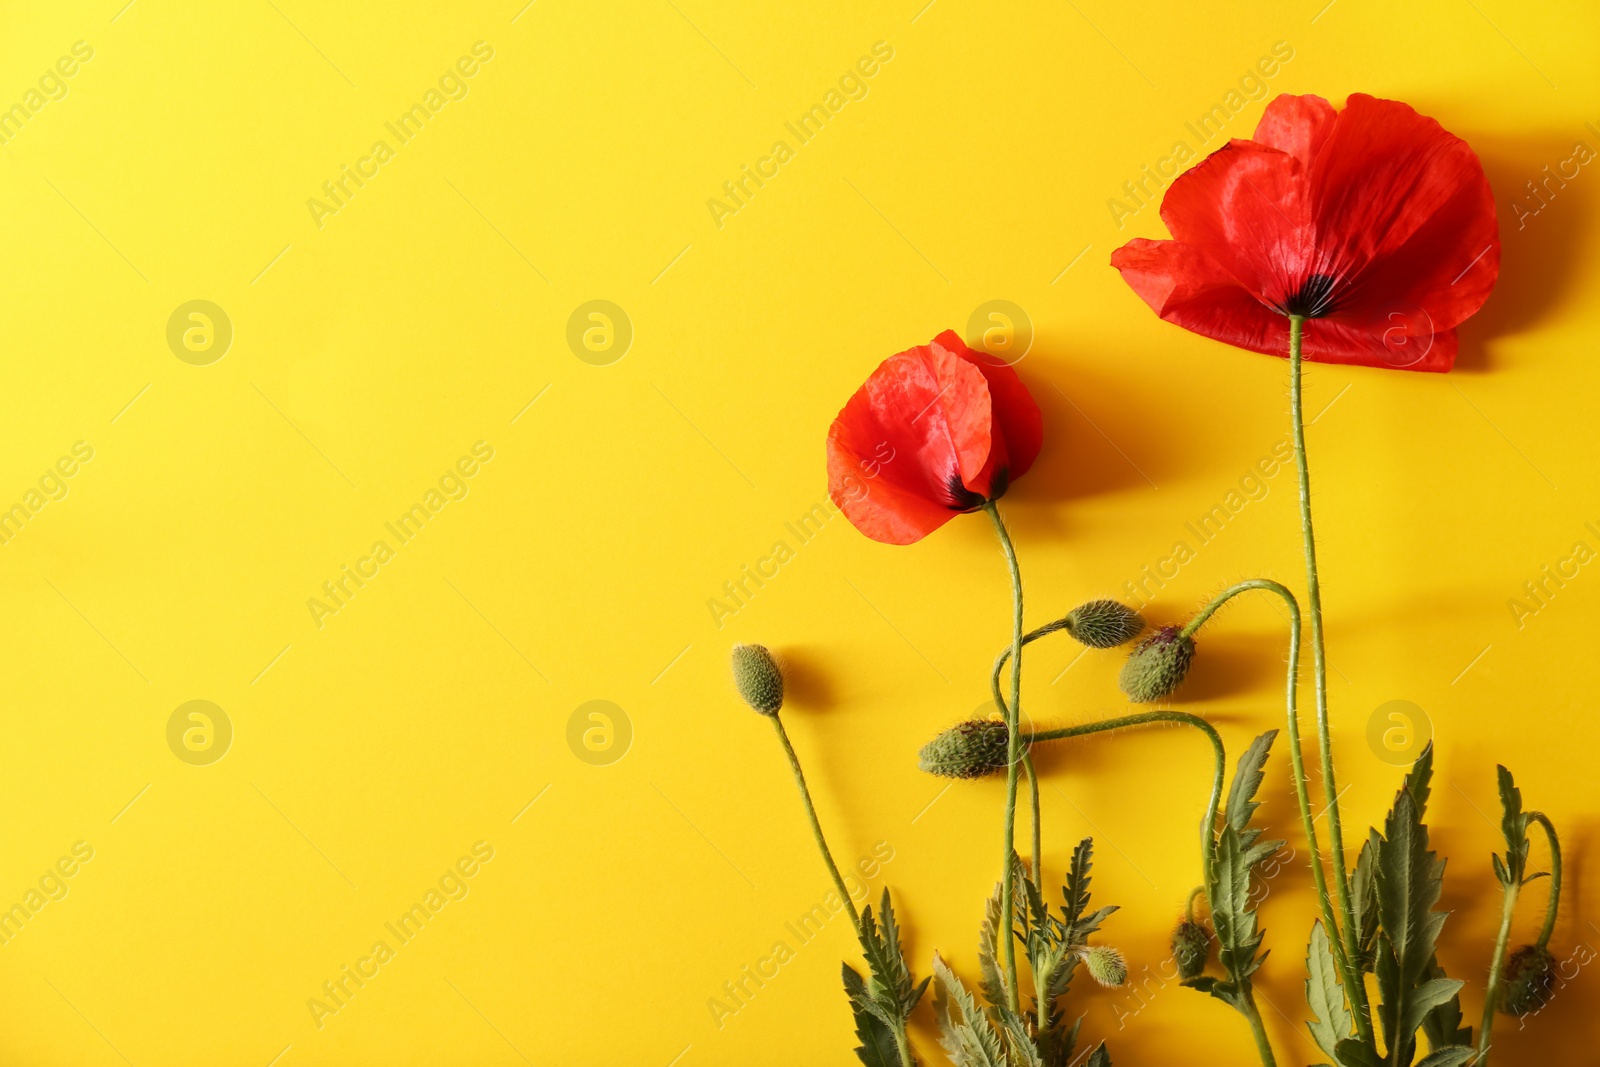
xmin=1111 ymin=93 xmax=1500 ymax=371
xmin=827 ymin=330 xmax=1042 ymax=545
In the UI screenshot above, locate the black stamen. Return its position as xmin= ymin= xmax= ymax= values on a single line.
xmin=1280 ymin=272 xmax=1339 ymax=318
xmin=945 ymin=470 xmax=988 ymax=512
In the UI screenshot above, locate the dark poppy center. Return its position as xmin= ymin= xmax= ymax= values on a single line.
xmin=945 ymin=470 xmax=991 ymax=512
xmin=1280 ymin=272 xmax=1339 ymax=318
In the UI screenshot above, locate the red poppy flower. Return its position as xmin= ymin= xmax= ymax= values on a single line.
xmin=827 ymin=330 xmax=1042 ymax=545
xmin=1111 ymin=93 xmax=1499 ymax=372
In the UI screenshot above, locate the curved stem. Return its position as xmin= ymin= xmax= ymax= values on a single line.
xmin=1025 ymin=710 xmax=1222 ymax=892
xmin=1186 ymin=884 xmax=1205 ymax=924
xmin=1478 ymin=879 xmax=1519 ymax=1065
xmin=1289 ymin=315 xmax=1372 ymax=1039
xmin=1528 ymin=812 xmax=1563 ymax=949
xmin=1023 ymin=753 xmax=1042 ymax=878
xmin=772 ymin=716 xmax=917 ymax=1067
xmin=985 ymin=501 xmax=1026 ymax=1014
xmin=771 ymin=715 xmax=861 ymax=932
xmin=1182 ymin=578 xmax=1369 ymax=1042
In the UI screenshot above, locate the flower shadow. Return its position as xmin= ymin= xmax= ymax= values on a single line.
xmin=1455 ymin=132 xmax=1594 ymax=371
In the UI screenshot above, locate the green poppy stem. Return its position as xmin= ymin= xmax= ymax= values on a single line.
xmin=1182 ymin=578 xmax=1369 ymax=1045
xmin=983 ymin=500 xmax=1026 ymax=1015
xmin=1529 ymin=812 xmax=1563 ymax=949
xmin=1289 ymin=314 xmax=1373 ymax=1041
xmin=1023 ymin=753 xmax=1042 ymax=878
xmin=770 ymin=714 xmax=861 ymax=932
xmin=1023 ymin=710 xmax=1222 ymax=895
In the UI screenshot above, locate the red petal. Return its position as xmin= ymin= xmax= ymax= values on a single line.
xmin=1299 ymin=317 xmax=1457 ymax=372
xmin=1252 ymin=94 xmax=1336 ymax=169
xmin=932 ymin=330 xmax=1043 ymax=482
xmin=1111 ymin=237 xmax=1287 ymax=353
xmin=1159 ymin=140 xmax=1311 ymax=308
xmin=826 ymin=342 xmax=996 ymax=544
xmin=1309 ymin=95 xmax=1498 ymax=300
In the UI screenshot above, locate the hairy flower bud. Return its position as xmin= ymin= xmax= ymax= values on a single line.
xmin=731 ymin=644 xmax=784 ymax=716
xmin=918 ymin=719 xmax=1010 ymax=779
xmin=1119 ymin=625 xmax=1195 ymax=702
xmin=1172 ymin=920 xmax=1211 ymax=980
xmin=1062 ymin=599 xmax=1145 ymax=648
xmin=1080 ymin=945 xmax=1127 ymax=988
xmin=1499 ymin=945 xmax=1557 ymax=1017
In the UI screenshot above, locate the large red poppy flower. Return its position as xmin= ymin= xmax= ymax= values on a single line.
xmin=828 ymin=330 xmax=1042 ymax=545
xmin=1111 ymin=93 xmax=1499 ymax=371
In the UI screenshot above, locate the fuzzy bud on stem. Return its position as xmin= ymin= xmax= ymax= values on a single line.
xmin=1062 ymin=599 xmax=1145 ymax=648
xmin=1080 ymin=945 xmax=1127 ymax=988
xmin=1172 ymin=920 xmax=1212 ymax=980
xmin=918 ymin=719 xmax=1010 ymax=779
xmin=730 ymin=644 xmax=784 ymax=716
xmin=1119 ymin=625 xmax=1195 ymax=702
xmin=1500 ymin=945 xmax=1557 ymax=1016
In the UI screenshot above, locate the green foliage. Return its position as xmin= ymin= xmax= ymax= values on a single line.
xmin=842 ymin=888 xmax=929 ymax=1067
xmin=946 ymin=842 xmax=1119 ymax=1067
xmin=1187 ymin=730 xmax=1283 ymax=1014
xmin=1298 ymin=744 xmax=1479 ymax=1067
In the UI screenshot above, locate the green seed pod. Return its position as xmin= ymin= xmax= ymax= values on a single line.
xmin=1062 ymin=599 xmax=1145 ymax=648
xmin=1500 ymin=944 xmax=1557 ymax=1016
xmin=917 ymin=719 xmax=1010 ymax=779
xmin=1119 ymin=625 xmax=1195 ymax=703
xmin=730 ymin=644 xmax=784 ymax=716
xmin=1080 ymin=945 xmax=1127 ymax=988
xmin=1172 ymin=920 xmax=1211 ymax=980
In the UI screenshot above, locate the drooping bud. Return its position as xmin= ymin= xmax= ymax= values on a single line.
xmin=918 ymin=719 xmax=1010 ymax=779
xmin=1080 ymin=945 xmax=1127 ymax=988
xmin=1119 ymin=625 xmax=1195 ymax=702
xmin=1062 ymin=599 xmax=1145 ymax=648
xmin=1499 ymin=945 xmax=1557 ymax=1016
xmin=1172 ymin=920 xmax=1211 ymax=980
xmin=731 ymin=644 xmax=784 ymax=716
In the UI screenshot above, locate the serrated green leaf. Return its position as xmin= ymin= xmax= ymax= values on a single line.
xmin=1062 ymin=838 xmax=1095 ymax=926
xmin=1413 ymin=1046 xmax=1475 ymax=1067
xmin=1401 ymin=743 xmax=1434 ymax=815
xmin=1496 ymin=765 xmax=1530 ymax=887
xmin=979 ymin=881 xmax=1008 ymax=1012
xmin=859 ymin=888 xmax=927 ymax=1021
xmin=1373 ymin=777 xmax=1453 ymax=1066
xmin=1224 ymin=729 xmax=1279 ymax=836
xmin=933 ymin=954 xmax=1009 ymax=1067
xmin=1419 ymin=956 xmax=1471 ymax=1051
xmin=1306 ymin=920 xmax=1354 ymax=1061
xmin=1351 ymin=838 xmax=1380 ymax=973
xmin=1084 ymin=1042 xmax=1112 ymax=1067
xmin=844 ymin=963 xmax=901 ymax=1067
xmin=1335 ymin=1036 xmax=1384 ymax=1067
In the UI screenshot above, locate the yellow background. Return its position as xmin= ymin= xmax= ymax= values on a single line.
xmin=0 ymin=0 xmax=1596 ymax=1063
